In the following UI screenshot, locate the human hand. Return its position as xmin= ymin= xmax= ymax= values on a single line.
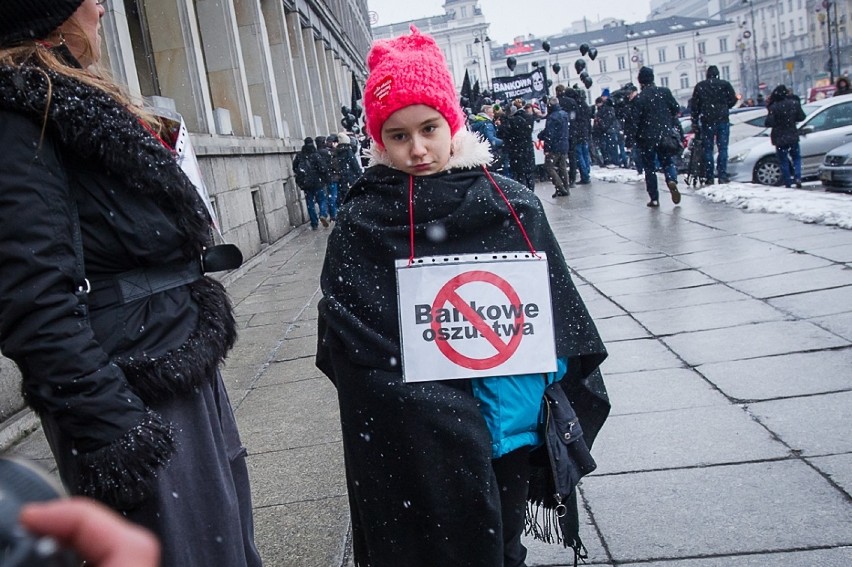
xmin=19 ymin=498 xmax=160 ymax=567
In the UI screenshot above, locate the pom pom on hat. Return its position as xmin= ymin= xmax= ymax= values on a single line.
xmin=364 ymin=25 xmax=465 ymax=148
xmin=0 ymin=0 xmax=85 ymax=47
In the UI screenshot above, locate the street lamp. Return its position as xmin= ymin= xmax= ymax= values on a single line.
xmin=743 ymin=0 xmax=761 ymax=96
xmin=692 ymin=31 xmax=701 ymax=84
xmin=473 ymin=33 xmax=492 ymax=88
xmin=626 ymin=28 xmax=635 ymax=80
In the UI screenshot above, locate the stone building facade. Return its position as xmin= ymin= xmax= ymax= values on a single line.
xmin=0 ymin=0 xmax=371 ymax=431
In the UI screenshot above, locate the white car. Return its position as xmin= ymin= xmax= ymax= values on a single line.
xmin=726 ymin=95 xmax=852 ymax=185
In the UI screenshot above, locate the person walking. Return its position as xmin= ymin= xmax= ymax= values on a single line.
xmin=556 ymin=85 xmax=580 ymax=185
xmin=626 ymin=66 xmax=682 ymax=207
xmin=332 ymin=131 xmax=363 ymax=205
xmin=765 ymin=84 xmax=806 ymax=188
xmin=539 ymin=97 xmax=572 ymax=197
xmin=569 ymin=87 xmax=594 ymax=184
xmin=317 ymin=25 xmax=609 ymax=567
xmin=293 ymin=137 xmax=331 ymax=229
xmin=501 ymin=103 xmax=539 ymax=191
xmin=0 ymin=2 xmax=261 ymax=566
xmin=690 ymin=65 xmax=738 ymax=184
xmin=314 ymin=135 xmax=337 ymax=222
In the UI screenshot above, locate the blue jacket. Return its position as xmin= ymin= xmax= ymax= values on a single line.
xmin=471 ymin=358 xmax=568 ymax=458
xmin=469 ymin=114 xmax=503 ymax=152
xmin=538 ymin=107 xmax=570 ymax=154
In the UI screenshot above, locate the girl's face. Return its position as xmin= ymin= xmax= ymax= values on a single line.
xmin=380 ymin=105 xmax=452 ymax=176
xmin=57 ymin=0 xmax=105 ymax=68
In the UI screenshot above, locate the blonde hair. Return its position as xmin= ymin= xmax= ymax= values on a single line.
xmin=0 ymin=22 xmax=161 ymax=136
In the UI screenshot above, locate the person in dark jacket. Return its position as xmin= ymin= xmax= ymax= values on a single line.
xmin=626 ymin=66 xmax=682 ymax=207
xmin=538 ymin=97 xmax=572 ymax=197
xmin=318 ymin=26 xmax=609 ymax=567
xmin=314 ymin=135 xmax=337 ymax=221
xmin=556 ymin=85 xmax=580 ymax=185
xmin=0 ymin=2 xmax=261 ymax=566
xmin=691 ymin=65 xmax=738 ymax=184
xmin=594 ymin=96 xmax=620 ymax=166
xmin=332 ymin=131 xmax=363 ymax=204
xmin=293 ymin=137 xmax=331 ymax=228
xmin=469 ymin=104 xmax=504 ymax=170
xmin=570 ymin=88 xmax=594 ymax=183
xmin=835 ymin=76 xmax=851 ymax=97
xmin=501 ymin=103 xmax=539 ymax=191
xmin=765 ymin=84 xmax=807 ymax=188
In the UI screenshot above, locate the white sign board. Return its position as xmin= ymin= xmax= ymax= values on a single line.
xmin=395 ymin=252 xmax=557 ymax=382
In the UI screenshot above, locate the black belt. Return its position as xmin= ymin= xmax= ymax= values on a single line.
xmin=89 ymin=260 xmax=203 ymax=306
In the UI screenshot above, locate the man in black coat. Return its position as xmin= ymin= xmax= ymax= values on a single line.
xmin=691 ymin=65 xmax=738 ymax=184
xmin=538 ymin=97 xmax=572 ymax=197
xmin=765 ymin=84 xmax=807 ymax=188
xmin=501 ymin=103 xmax=539 ymax=191
xmin=625 ymin=66 xmax=682 ymax=207
xmin=556 ymin=85 xmax=580 ymax=185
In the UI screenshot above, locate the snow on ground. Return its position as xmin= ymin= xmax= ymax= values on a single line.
xmin=589 ymin=166 xmax=852 ymax=230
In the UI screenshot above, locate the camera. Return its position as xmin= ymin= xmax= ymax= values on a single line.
xmin=0 ymin=457 xmax=79 ymax=567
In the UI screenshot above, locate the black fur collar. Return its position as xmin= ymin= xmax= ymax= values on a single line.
xmin=0 ymin=62 xmax=211 ymax=257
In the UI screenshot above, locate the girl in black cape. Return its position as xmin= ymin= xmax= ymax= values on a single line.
xmin=317 ymin=26 xmax=609 ymax=567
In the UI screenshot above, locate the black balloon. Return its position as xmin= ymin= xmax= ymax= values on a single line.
xmin=574 ymin=58 xmax=586 ymax=74
xmin=552 ymin=62 xmax=561 ymax=75
xmin=532 ymin=61 xmax=539 ymax=68
xmin=507 ymin=56 xmax=517 ymax=71
xmin=579 ymin=43 xmax=589 ymax=56
xmin=588 ymin=47 xmax=598 ymax=60
xmin=579 ymin=70 xmax=589 ymax=80
xmin=542 ymin=40 xmax=551 ymax=53
xmin=582 ymin=75 xmax=593 ymax=88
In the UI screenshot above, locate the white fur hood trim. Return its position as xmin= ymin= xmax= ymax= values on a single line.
xmin=365 ymin=129 xmax=493 ymax=171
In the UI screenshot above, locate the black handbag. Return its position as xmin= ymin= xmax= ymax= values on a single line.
xmin=658 ymin=126 xmax=683 ymax=157
xmin=542 ymin=381 xmax=598 ymax=510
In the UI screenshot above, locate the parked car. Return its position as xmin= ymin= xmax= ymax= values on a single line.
xmin=819 ymin=140 xmax=852 ymax=191
xmin=678 ymin=108 xmax=769 ymax=173
xmin=726 ymin=96 xmax=852 ymax=185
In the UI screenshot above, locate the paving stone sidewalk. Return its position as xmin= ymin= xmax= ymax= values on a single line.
xmin=4 ymin=174 xmax=851 ymax=566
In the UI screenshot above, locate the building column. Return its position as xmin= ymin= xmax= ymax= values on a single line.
xmin=319 ymin=45 xmax=339 ymax=133
xmin=303 ymin=29 xmax=330 ymax=136
xmin=143 ymin=0 xmax=215 ymax=133
xmin=195 ymin=0 xmax=254 ymax=136
xmin=100 ymin=1 xmax=141 ymax=97
xmin=233 ymin=0 xmax=285 ymax=138
xmin=259 ymin=0 xmax=304 ymax=140
xmin=286 ymin=12 xmax=319 ymax=136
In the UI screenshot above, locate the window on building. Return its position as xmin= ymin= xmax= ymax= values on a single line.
xmin=698 ymin=41 xmax=706 ymax=55
xmin=799 ymin=17 xmax=803 ymax=31
xmin=780 ymin=22 xmax=785 ymax=35
xmin=658 ymin=47 xmax=666 ymax=63
xmin=779 ymin=2 xmax=784 ymax=15
xmin=678 ymin=45 xmax=687 ymax=59
xmin=599 ymin=58 xmax=607 ymax=73
xmin=790 ymin=0 xmax=794 ymax=11
xmin=461 ymin=6 xmax=467 ymax=17
xmin=797 ymin=0 xmax=802 ymax=8
xmin=466 ymin=44 xmax=473 ymax=56
xmin=719 ymin=37 xmax=728 ymax=52
xmin=721 ymin=65 xmax=731 ymax=80
xmin=660 ymin=76 xmax=669 ymax=88
xmin=617 ymin=55 xmax=626 ymax=70
xmin=680 ymin=73 xmax=689 ymax=89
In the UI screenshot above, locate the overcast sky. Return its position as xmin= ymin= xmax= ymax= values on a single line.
xmin=366 ymin=0 xmax=653 ymax=44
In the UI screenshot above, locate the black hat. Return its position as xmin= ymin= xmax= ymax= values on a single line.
xmin=706 ymin=65 xmax=720 ymax=79
xmin=314 ymin=135 xmax=326 ymax=146
xmin=638 ymin=66 xmax=655 ymax=85
xmin=303 ymin=137 xmax=314 ymax=146
xmin=0 ymin=0 xmax=85 ymax=47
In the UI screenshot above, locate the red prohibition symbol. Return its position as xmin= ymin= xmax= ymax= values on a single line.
xmin=430 ymin=270 xmax=524 ymax=370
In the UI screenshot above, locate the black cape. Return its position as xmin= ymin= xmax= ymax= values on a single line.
xmin=317 ymin=165 xmax=609 ymax=566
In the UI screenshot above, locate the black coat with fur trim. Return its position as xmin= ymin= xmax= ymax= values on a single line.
xmin=316 ymin=145 xmax=609 ymax=564
xmin=0 ymin=62 xmax=236 ymax=508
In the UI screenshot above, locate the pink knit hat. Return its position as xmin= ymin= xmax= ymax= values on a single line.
xmin=364 ymin=25 xmax=465 ymax=149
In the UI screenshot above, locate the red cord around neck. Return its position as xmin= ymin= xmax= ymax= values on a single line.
xmin=406 ymin=166 xmax=539 ymax=265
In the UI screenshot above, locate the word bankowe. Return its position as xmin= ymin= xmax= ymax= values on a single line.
xmin=414 ymin=301 xmax=540 ymax=342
